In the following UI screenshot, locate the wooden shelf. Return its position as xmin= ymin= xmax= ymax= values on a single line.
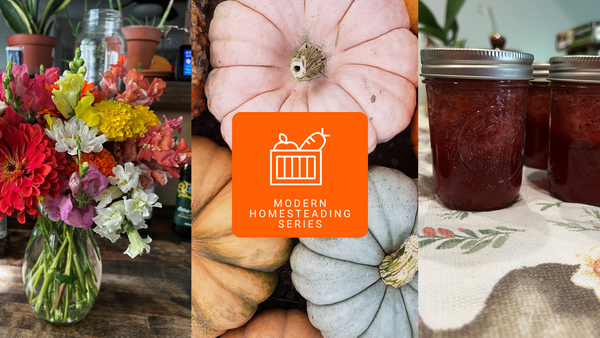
xmin=152 ymin=81 xmax=191 ymax=111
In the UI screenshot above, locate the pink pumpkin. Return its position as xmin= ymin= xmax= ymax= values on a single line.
xmin=205 ymin=0 xmax=418 ymax=153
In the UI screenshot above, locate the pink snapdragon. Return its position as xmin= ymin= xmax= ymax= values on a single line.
xmin=0 ymin=64 xmax=59 ymax=114
xmin=115 ymin=69 xmax=166 ymax=107
xmin=99 ymin=55 xmax=166 ymax=106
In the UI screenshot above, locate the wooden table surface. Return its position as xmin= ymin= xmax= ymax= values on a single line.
xmin=0 ymin=206 xmax=191 ymax=338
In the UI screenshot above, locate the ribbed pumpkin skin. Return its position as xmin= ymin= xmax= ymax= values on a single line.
xmin=205 ymin=0 xmax=418 ymax=153
xmin=291 ymin=166 xmax=418 ymax=338
xmin=222 ymin=309 xmax=323 ymax=338
xmin=192 ymin=137 xmax=294 ymax=338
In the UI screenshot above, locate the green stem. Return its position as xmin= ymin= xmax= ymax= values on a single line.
xmin=35 ymin=237 xmax=69 ymax=313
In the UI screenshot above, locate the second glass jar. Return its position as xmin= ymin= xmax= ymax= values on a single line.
xmin=524 ymin=63 xmax=551 ymax=169
xmin=421 ymin=49 xmax=534 ymax=211
xmin=548 ymin=56 xmax=600 ymax=206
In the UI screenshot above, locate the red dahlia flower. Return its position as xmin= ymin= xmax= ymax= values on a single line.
xmin=0 ymin=123 xmax=68 ymax=223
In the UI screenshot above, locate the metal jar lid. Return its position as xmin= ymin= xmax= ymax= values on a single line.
xmin=532 ymin=62 xmax=549 ymax=82
xmin=421 ymin=48 xmax=534 ymax=80
xmin=548 ymin=56 xmax=600 ymax=83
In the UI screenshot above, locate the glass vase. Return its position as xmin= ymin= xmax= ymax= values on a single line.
xmin=75 ymin=8 xmax=127 ymax=85
xmin=22 ymin=210 xmax=102 ymax=324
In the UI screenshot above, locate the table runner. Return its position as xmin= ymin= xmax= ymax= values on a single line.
xmin=418 ymin=107 xmax=600 ymax=337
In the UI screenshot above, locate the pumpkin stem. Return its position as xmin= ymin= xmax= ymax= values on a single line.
xmin=290 ymin=42 xmax=326 ymax=81
xmin=379 ymin=234 xmax=418 ymax=288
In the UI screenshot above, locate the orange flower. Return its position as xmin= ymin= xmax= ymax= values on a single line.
xmin=80 ymin=81 xmax=95 ymax=99
xmin=39 ymin=108 xmax=62 ymax=118
xmin=68 ymin=148 xmax=117 ymax=178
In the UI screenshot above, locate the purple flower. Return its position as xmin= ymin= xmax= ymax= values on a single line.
xmin=42 ymin=195 xmax=69 ymax=222
xmin=82 ymin=164 xmax=109 ymax=199
xmin=69 ymin=172 xmax=82 ymax=196
xmin=60 ymin=196 xmax=96 ymax=230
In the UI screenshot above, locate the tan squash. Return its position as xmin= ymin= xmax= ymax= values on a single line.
xmin=192 ymin=136 xmax=294 ymax=338
xmin=192 ymin=135 xmax=232 ymax=215
xmin=222 ymin=309 xmax=323 ymax=338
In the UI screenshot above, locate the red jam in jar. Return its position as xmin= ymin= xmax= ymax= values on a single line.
xmin=548 ymin=80 xmax=600 ymax=206
xmin=421 ymin=49 xmax=533 ymax=211
xmin=524 ymin=63 xmax=551 ymax=169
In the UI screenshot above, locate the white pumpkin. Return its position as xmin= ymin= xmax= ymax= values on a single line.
xmin=291 ymin=166 xmax=418 ymax=337
xmin=205 ymin=0 xmax=418 ymax=153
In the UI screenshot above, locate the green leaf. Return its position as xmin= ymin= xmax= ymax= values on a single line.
xmin=55 ymin=273 xmax=76 ymax=284
xmin=436 ymin=238 xmax=465 ymax=249
xmin=460 ymin=228 xmax=478 ymax=238
xmin=419 ymin=239 xmax=439 ymax=248
xmin=446 ymin=20 xmax=459 ymax=46
xmin=418 ymin=1 xmax=442 ymax=30
xmin=445 ymin=0 xmax=466 ymax=30
xmin=453 ymin=39 xmax=467 ymax=47
xmin=479 ymin=229 xmax=500 ymax=235
xmin=465 ymin=239 xmax=493 ymax=254
xmin=495 ymin=226 xmax=521 ymax=232
xmin=418 ymin=26 xmax=446 ymax=43
xmin=42 ymin=19 xmax=54 ymax=35
xmin=492 ymin=235 xmax=508 ymax=248
xmin=461 ymin=240 xmax=478 ymax=250
xmin=0 ymin=0 xmax=32 ymax=34
xmin=39 ymin=0 xmax=72 ymax=35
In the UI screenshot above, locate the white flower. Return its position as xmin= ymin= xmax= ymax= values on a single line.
xmin=123 ymin=188 xmax=162 ymax=227
xmin=92 ymin=198 xmax=125 ymax=243
xmin=109 ymin=163 xmax=142 ymax=194
xmin=45 ymin=118 xmax=106 ymax=155
xmin=572 ymin=245 xmax=600 ymax=299
xmin=124 ymin=227 xmax=152 ymax=259
xmin=94 ymin=185 xmax=125 ymax=202
xmin=0 ymin=101 xmax=7 ymax=114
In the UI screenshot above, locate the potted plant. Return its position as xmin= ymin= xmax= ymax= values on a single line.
xmin=0 ymin=0 xmax=71 ymax=74
xmin=121 ymin=0 xmax=174 ymax=70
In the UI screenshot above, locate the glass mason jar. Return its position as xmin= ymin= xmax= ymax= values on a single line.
xmin=23 ymin=209 xmax=102 ymax=324
xmin=523 ymin=63 xmax=551 ymax=169
xmin=548 ymin=56 xmax=600 ymax=206
xmin=75 ymin=9 xmax=127 ymax=85
xmin=421 ymin=49 xmax=533 ymax=211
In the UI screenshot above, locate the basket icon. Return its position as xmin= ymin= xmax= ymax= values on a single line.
xmin=270 ymin=129 xmax=329 ymax=186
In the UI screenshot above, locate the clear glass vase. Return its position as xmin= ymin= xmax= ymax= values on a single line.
xmin=22 ymin=210 xmax=102 ymax=324
xmin=75 ymin=9 xmax=127 ymax=85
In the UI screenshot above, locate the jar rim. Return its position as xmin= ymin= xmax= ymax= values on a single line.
xmin=82 ymin=8 xmax=123 ymax=23
xmin=421 ymin=48 xmax=534 ymax=80
xmin=549 ymin=55 xmax=600 ymax=83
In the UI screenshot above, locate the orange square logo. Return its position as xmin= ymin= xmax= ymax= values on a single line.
xmin=232 ymin=112 xmax=368 ymax=238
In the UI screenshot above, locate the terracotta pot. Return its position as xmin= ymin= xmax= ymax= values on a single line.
xmin=6 ymin=34 xmax=57 ymax=75
xmin=122 ymin=26 xmax=161 ymax=70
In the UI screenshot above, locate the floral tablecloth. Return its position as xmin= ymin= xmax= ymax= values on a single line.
xmin=417 ymin=107 xmax=600 ymax=337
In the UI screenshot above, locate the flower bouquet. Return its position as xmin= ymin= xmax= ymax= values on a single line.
xmin=0 ymin=50 xmax=190 ymax=323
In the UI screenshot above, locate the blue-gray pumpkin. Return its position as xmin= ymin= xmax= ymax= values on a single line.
xmin=290 ymin=166 xmax=418 ymax=338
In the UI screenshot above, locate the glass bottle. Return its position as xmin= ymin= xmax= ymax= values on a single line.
xmin=173 ymin=164 xmax=192 ymax=238
xmin=0 ymin=215 xmax=9 ymax=258
xmin=75 ymin=9 xmax=127 ymax=85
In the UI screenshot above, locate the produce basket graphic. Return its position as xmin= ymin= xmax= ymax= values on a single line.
xmin=270 ymin=129 xmax=329 ymax=186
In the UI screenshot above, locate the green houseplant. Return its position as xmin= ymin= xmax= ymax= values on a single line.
xmin=0 ymin=0 xmax=72 ymax=73
xmin=418 ymin=0 xmax=466 ymax=47
xmin=121 ymin=0 xmax=173 ymax=70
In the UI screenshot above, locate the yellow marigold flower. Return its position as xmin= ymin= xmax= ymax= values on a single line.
xmin=52 ymin=72 xmax=85 ymax=119
xmin=95 ymin=101 xmax=159 ymax=142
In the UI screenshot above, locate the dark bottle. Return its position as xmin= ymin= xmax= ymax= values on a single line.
xmin=0 ymin=215 xmax=10 ymax=258
xmin=173 ymin=164 xmax=192 ymax=238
